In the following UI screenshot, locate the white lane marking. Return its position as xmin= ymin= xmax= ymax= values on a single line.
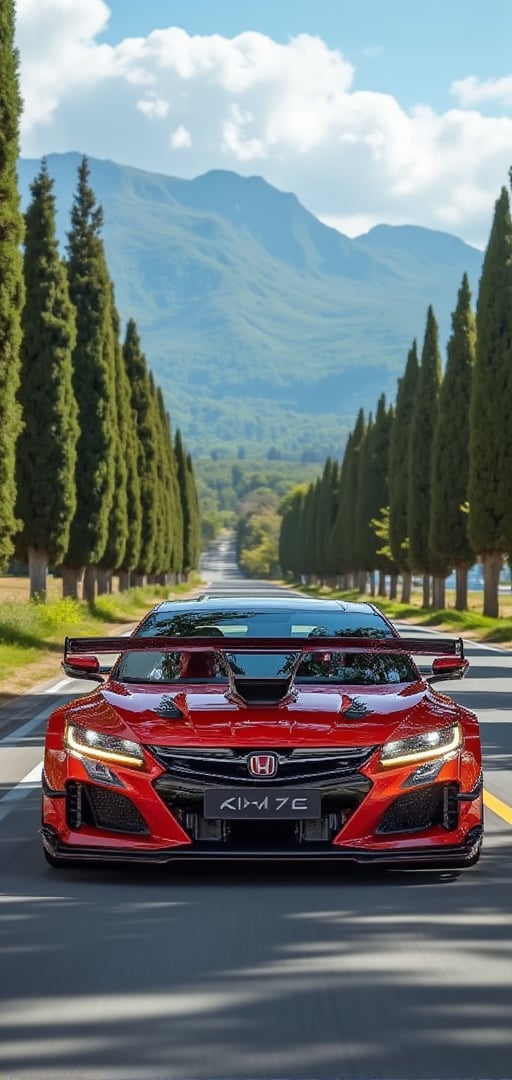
xmin=0 ymin=633 xmax=133 ymax=819
xmin=0 ymin=683 xmax=74 ymax=821
xmin=0 ymin=761 xmax=42 ymax=824
xmin=48 ymin=677 xmax=73 ymax=693
xmin=0 ymin=673 xmax=100 ymax=748
xmin=0 ymin=702 xmax=63 ymax=747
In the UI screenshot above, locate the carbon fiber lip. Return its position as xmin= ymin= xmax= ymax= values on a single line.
xmin=41 ymin=825 xmax=483 ymax=867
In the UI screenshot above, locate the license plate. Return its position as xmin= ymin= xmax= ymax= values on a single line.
xmin=204 ymin=788 xmax=321 ymax=820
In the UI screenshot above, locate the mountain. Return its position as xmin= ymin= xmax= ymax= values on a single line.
xmin=17 ymin=153 xmax=483 ymax=460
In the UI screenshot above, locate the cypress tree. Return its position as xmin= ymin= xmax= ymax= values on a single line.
xmin=430 ymin=274 xmax=476 ymax=610
xmin=16 ymin=162 xmax=78 ymax=599
xmin=185 ymin=451 xmax=201 ymax=572
xmin=279 ymin=487 xmax=307 ymax=579
xmin=315 ymin=457 xmax=338 ymax=583
xmin=175 ymin=429 xmax=201 ymax=578
xmin=0 ymin=0 xmax=24 ymax=568
xmin=117 ymin=328 xmax=143 ymax=590
xmin=155 ymin=389 xmax=181 ymax=582
xmin=62 ymin=158 xmax=117 ymax=600
xmin=123 ymin=319 xmax=159 ymax=581
xmin=328 ymin=433 xmax=354 ymax=585
xmin=97 ymin=287 xmax=129 ymax=593
xmin=408 ymin=307 xmax=446 ymax=607
xmin=354 ymin=413 xmax=374 ymax=592
xmin=468 ymin=187 xmax=512 ymax=618
xmin=148 ymin=372 xmax=167 ymax=579
xmin=302 ymin=479 xmax=321 ymax=579
xmin=334 ymin=409 xmax=366 ymax=587
xmin=369 ymin=396 xmax=396 ymax=595
xmin=389 ymin=341 xmax=418 ymax=602
xmin=322 ymin=459 xmax=340 ymax=584
xmin=156 ymin=389 xmax=172 ymax=581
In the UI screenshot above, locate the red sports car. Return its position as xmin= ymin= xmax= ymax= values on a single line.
xmin=41 ymin=598 xmax=483 ymax=869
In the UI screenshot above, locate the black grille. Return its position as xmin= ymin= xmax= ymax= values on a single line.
xmin=66 ymin=781 xmax=149 ymax=835
xmin=377 ymin=783 xmax=460 ymax=834
xmin=147 ymin=745 xmax=376 ymax=785
xmin=150 ymin=746 xmax=373 ymax=849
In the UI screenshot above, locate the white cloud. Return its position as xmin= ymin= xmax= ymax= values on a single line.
xmin=452 ymin=74 xmax=512 ymax=108
xmin=137 ymin=95 xmax=170 ymax=119
xmin=16 ymin=0 xmax=113 ymax=129
xmin=15 ymin=1 xmax=512 ymax=248
xmin=170 ymin=124 xmax=192 ymax=149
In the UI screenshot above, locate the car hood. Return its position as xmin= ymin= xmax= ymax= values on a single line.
xmin=65 ymin=680 xmax=461 ymax=749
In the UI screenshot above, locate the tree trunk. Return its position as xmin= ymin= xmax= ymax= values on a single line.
xmin=401 ymin=570 xmax=412 ymax=604
xmin=377 ymin=570 xmax=386 ymax=596
xmin=118 ymin=571 xmax=131 ymax=592
xmin=28 ymin=546 xmax=48 ymax=601
xmin=83 ymin=565 xmax=97 ymax=604
xmin=96 ymin=568 xmax=111 ymax=595
xmin=432 ymin=574 xmax=446 ymax=610
xmin=481 ymin=552 xmax=502 ymax=618
xmin=455 ymin=565 xmax=469 ymax=611
xmin=368 ymin=570 xmax=375 ymax=597
xmin=134 ymin=574 xmax=147 ymax=588
xmin=60 ymin=564 xmax=83 ymax=600
xmin=389 ymin=573 xmax=398 ymax=600
xmin=422 ymin=573 xmax=430 ymax=608
xmin=357 ymin=570 xmax=367 ymax=594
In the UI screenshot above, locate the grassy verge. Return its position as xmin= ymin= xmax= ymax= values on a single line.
xmin=0 ymin=578 xmax=202 ymax=691
xmin=292 ymin=582 xmax=512 ymax=645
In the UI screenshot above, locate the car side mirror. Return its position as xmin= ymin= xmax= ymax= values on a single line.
xmin=62 ymin=655 xmax=105 ymax=683
xmin=427 ymin=656 xmax=469 ymax=683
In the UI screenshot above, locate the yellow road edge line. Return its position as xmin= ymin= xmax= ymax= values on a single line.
xmin=483 ymin=789 xmax=512 ymax=825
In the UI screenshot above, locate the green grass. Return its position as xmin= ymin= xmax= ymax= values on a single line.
xmin=0 ymin=580 xmax=201 ymax=686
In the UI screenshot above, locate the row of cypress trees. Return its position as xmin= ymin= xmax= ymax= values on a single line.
xmin=280 ymin=176 xmax=512 ymax=620
xmin=0 ymin=5 xmax=200 ymax=601
xmin=18 ymin=158 xmax=201 ymax=601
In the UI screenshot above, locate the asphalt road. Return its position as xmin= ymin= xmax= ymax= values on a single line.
xmin=1 ymin=540 xmax=511 ymax=1080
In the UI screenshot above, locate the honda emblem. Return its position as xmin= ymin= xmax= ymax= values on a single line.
xmin=248 ymin=752 xmax=278 ymax=777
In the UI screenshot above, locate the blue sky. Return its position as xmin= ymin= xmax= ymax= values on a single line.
xmin=16 ymin=0 xmax=512 ymax=247
xmin=99 ymin=0 xmax=512 ymax=113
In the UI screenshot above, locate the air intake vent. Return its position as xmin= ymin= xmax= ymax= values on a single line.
xmin=66 ymin=781 xmax=149 ymax=835
xmin=377 ymin=783 xmax=459 ymax=834
xmin=232 ymin=677 xmax=293 ymax=706
xmin=153 ymin=695 xmax=184 ymax=719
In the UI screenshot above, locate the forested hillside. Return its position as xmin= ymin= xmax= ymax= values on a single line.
xmin=18 ymin=154 xmax=483 ymax=460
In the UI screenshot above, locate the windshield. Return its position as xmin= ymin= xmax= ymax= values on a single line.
xmin=114 ymin=648 xmax=416 ymax=685
xmin=135 ymin=608 xmax=394 ymax=640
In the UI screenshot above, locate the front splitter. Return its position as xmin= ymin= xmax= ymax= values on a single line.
xmin=41 ymin=824 xmax=483 ymax=869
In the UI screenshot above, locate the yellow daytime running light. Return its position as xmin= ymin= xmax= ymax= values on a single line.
xmin=66 ymin=724 xmax=144 ymax=768
xmin=380 ymin=724 xmax=461 ymax=767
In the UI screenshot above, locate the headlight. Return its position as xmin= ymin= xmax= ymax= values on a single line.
xmin=65 ymin=724 xmax=144 ymax=768
xmin=380 ymin=723 xmax=461 ymax=767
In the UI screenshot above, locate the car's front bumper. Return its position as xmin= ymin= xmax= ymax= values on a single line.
xmin=41 ymin=821 xmax=483 ymax=869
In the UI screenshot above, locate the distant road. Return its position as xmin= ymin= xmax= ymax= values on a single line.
xmin=1 ymin=535 xmax=511 ymax=1080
